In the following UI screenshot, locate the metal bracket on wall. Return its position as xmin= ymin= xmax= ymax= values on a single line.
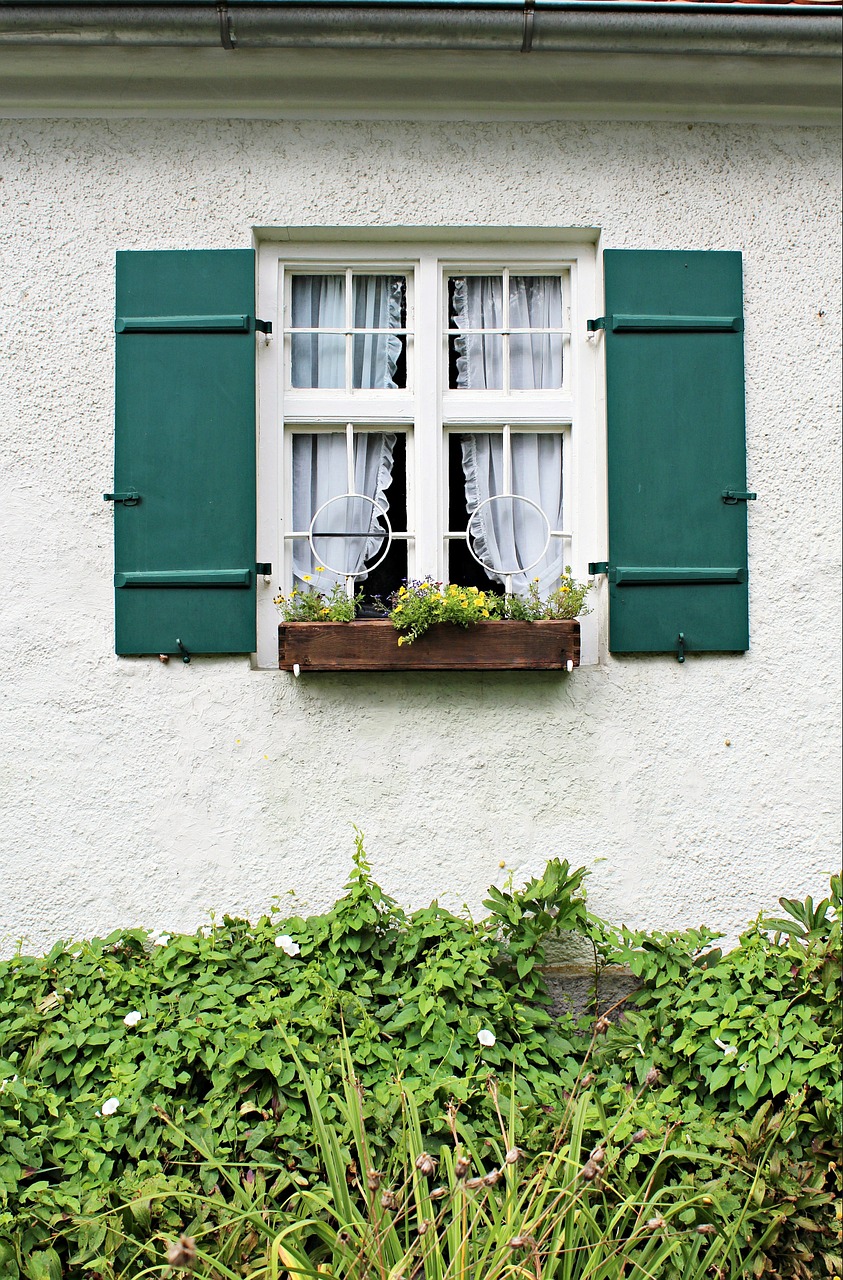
xmin=176 ymin=638 xmax=191 ymax=664
xmin=588 ymin=561 xmax=609 ymax=575
xmin=676 ymin=632 xmax=686 ymax=664
xmin=722 ymin=490 xmax=757 ymax=504
xmin=103 ymin=490 xmax=140 ymax=506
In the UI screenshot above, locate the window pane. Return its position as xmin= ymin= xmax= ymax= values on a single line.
xmin=448 ymin=275 xmax=504 ymax=389
xmin=509 ymin=276 xmax=564 ymax=389
xmin=290 ymin=274 xmax=344 ymax=327
xmin=290 ymin=275 xmax=346 ymax=388
xmin=352 ymin=275 xmax=405 ymax=328
xmin=290 ymin=333 xmax=345 ymax=388
xmin=352 ymin=276 xmax=406 ymax=389
xmin=510 ymin=333 xmax=564 ymax=389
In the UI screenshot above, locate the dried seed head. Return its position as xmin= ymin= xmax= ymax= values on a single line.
xmin=504 ymin=1147 xmax=523 ymax=1166
xmin=429 ymin=1187 xmax=448 ymax=1201
xmin=454 ymin=1155 xmax=472 ymax=1179
xmin=645 ymin=1067 xmax=662 ymax=1087
xmin=415 ymin=1152 xmax=438 ymax=1178
xmin=417 ymin=1219 xmax=431 ymax=1237
xmin=631 ymin=1128 xmax=649 ymax=1143
xmin=579 ymin=1159 xmax=600 ymax=1181
xmin=580 ymin=1072 xmax=595 ymax=1087
xmin=166 ymin=1235 xmax=197 ymax=1269
xmin=508 ymin=1235 xmax=536 ymax=1251
xmin=465 ymin=1176 xmax=484 ymax=1189
xmin=337 ymin=1231 xmax=351 ymax=1247
xmin=589 ymin=1147 xmax=605 ymax=1165
xmin=646 ymin=1216 xmax=667 ymax=1231
xmin=482 ymin=1169 xmax=503 ymax=1186
xmin=380 ymin=1189 xmax=400 ymax=1212
xmin=696 ymin=1223 xmax=717 ymax=1236
xmin=367 ymin=1168 xmax=383 ymax=1191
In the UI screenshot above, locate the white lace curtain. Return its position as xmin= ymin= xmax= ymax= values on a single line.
xmin=291 ymin=274 xmax=404 ymax=390
xmin=290 ymin=275 xmax=400 ymax=590
xmin=452 ymin=274 xmax=564 ymax=391
xmin=293 ymin=433 xmax=396 ymax=591
xmin=454 ymin=276 xmax=565 ymax=593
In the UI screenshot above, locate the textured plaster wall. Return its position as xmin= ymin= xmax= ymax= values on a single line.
xmin=0 ymin=118 xmax=840 ymax=955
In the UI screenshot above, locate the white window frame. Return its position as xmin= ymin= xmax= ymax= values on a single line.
xmin=256 ymin=235 xmax=602 ymax=668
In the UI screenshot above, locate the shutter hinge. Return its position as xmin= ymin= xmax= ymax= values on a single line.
xmin=255 ymin=318 xmax=273 ymax=334
xmin=722 ymin=489 xmax=757 ymax=504
xmin=587 ymin=317 xmax=606 ymax=333
xmin=677 ymin=632 xmax=686 ymax=664
xmin=256 ymin=562 xmax=272 ymax=576
xmin=104 ymin=489 xmax=140 ymax=506
xmin=588 ymin=561 xmax=609 ymax=575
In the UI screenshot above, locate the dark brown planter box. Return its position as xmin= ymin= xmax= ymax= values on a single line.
xmin=278 ymin=619 xmax=580 ymax=672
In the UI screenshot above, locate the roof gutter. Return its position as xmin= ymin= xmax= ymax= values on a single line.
xmin=0 ymin=0 xmax=839 ymax=53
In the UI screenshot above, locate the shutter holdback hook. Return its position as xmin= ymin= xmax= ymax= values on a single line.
xmin=676 ymin=633 xmax=686 ymax=664
xmin=176 ymin=638 xmax=191 ymax=664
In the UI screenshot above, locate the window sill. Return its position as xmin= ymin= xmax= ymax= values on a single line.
xmin=278 ymin=619 xmax=580 ymax=672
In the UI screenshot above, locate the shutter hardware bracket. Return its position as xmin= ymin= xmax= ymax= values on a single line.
xmin=104 ymin=490 xmax=140 ymax=506
xmin=722 ymin=489 xmax=757 ymax=504
xmin=586 ymin=317 xmax=606 ymax=341
xmin=677 ymin=632 xmax=686 ymax=664
xmin=176 ymin=638 xmax=191 ymax=664
xmin=588 ymin=561 xmax=609 ymax=575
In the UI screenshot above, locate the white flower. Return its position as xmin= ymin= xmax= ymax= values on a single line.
xmin=274 ymin=935 xmax=301 ymax=956
xmin=477 ymin=1029 xmax=496 ymax=1048
xmin=101 ymin=1097 xmax=120 ymax=1116
xmin=123 ymin=1011 xmax=142 ymax=1028
xmin=714 ymin=1038 xmax=738 ymax=1058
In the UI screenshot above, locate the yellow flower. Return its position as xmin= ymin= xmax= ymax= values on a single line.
xmin=316 ymin=565 xmax=325 ymax=573
xmin=399 ymin=586 xmax=407 ymax=597
xmin=481 ymin=609 xmax=489 ymax=617
xmin=397 ymin=636 xmax=405 ymax=646
xmin=394 ymin=604 xmax=404 ymax=612
xmin=321 ymin=607 xmax=330 ymax=615
xmin=302 ymin=575 xmax=312 ymax=583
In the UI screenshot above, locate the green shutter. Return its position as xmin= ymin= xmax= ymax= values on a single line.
xmin=601 ymin=249 xmax=752 ymax=656
xmin=113 ymin=250 xmax=258 ymax=656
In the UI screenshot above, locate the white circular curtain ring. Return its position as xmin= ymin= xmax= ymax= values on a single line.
xmin=308 ymin=492 xmax=393 ymax=578
xmin=466 ymin=494 xmax=551 ymax=578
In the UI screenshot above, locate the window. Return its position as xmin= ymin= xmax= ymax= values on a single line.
xmin=256 ymin=238 xmax=601 ymax=665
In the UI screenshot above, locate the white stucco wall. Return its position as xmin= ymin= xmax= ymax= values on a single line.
xmin=0 ymin=117 xmax=840 ymax=955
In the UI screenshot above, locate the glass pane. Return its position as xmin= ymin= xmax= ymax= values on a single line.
xmin=510 ymin=333 xmax=564 ymax=389
xmin=353 ymin=333 xmax=406 ymax=389
xmin=352 ymin=275 xmax=405 ymax=329
xmin=290 ymin=333 xmax=345 ymax=388
xmin=290 ymin=274 xmax=344 ymax=328
xmin=448 ymin=276 xmax=504 ymax=389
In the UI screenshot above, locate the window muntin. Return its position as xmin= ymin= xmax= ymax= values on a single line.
xmin=287 ymin=271 xmax=409 ymax=390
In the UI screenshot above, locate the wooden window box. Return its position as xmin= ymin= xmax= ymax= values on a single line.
xmin=278 ymin=619 xmax=580 ymax=672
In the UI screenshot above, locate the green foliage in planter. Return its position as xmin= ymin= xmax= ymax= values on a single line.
xmin=274 ymin=578 xmax=361 ymax=621
xmin=0 ymin=843 xmax=839 ymax=1279
xmin=389 ymin=573 xmax=590 ymax=645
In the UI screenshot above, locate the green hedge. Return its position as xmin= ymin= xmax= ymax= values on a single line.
xmin=0 ymin=839 xmax=839 ymax=1278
